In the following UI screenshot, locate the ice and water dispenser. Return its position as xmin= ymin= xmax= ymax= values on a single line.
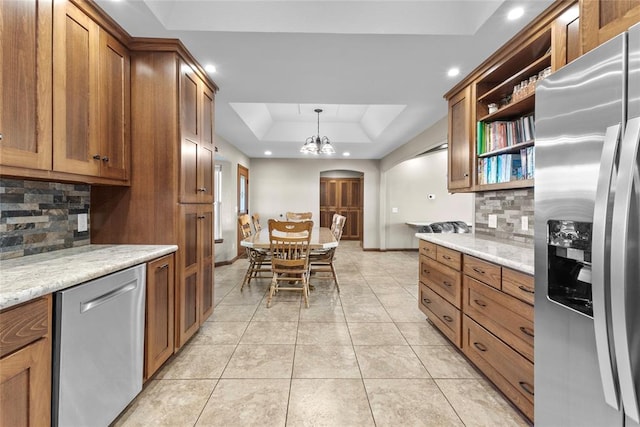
xmin=547 ymin=220 xmax=594 ymax=317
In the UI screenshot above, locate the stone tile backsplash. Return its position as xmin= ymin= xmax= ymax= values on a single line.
xmin=0 ymin=179 xmax=90 ymax=259
xmin=475 ymin=188 xmax=534 ymax=245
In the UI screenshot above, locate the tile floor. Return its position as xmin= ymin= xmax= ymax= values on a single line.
xmin=114 ymin=241 xmax=529 ymax=426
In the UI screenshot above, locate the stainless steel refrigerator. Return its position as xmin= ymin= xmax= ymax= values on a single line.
xmin=535 ymin=23 xmax=640 ymax=426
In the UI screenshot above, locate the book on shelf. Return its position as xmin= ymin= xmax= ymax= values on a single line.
xmin=477 ymin=146 xmax=534 ymax=185
xmin=476 ymin=114 xmax=535 ymax=154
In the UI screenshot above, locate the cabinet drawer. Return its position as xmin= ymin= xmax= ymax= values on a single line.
xmin=419 ymin=240 xmax=437 ymax=259
xmin=463 ymin=315 xmax=534 ymax=421
xmin=420 ymin=256 xmax=462 ymax=308
xmin=464 ymin=255 xmax=501 ymax=289
xmin=418 ymin=283 xmax=461 ymax=347
xmin=502 ymin=268 xmax=534 ymax=305
xmin=0 ymin=296 xmax=51 ymax=358
xmin=436 ymin=246 xmax=461 ymax=271
xmin=463 ymin=276 xmax=534 ymax=362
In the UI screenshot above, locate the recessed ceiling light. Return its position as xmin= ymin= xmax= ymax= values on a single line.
xmin=264 ymin=150 xmax=272 ymax=156
xmin=205 ymin=64 xmax=217 ymax=73
xmin=507 ymin=7 xmax=524 ymax=20
xmin=342 ymin=152 xmax=350 ymax=157
xmin=447 ymin=68 xmax=460 ymax=77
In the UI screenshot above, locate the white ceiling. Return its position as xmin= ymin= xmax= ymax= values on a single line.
xmin=95 ymin=0 xmax=555 ymax=159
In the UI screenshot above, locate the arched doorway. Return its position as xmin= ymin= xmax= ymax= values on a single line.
xmin=319 ymin=170 xmax=363 ymax=241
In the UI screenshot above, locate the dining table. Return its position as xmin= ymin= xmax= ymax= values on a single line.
xmin=240 ymin=226 xmax=338 ymax=250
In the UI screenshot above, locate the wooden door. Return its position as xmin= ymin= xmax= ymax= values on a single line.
xmin=319 ymin=177 xmax=362 ymax=240
xmin=145 ymin=254 xmax=175 ymax=381
xmin=582 ymin=0 xmax=640 ymax=53
xmin=53 ymin=0 xmax=101 ymax=176
xmin=237 ymin=165 xmax=249 ymax=256
xmin=177 ymin=205 xmax=200 ymax=349
xmin=98 ymin=30 xmax=130 ymax=180
xmin=199 ymin=206 xmax=214 ymax=321
xmin=447 ymin=86 xmax=473 ymax=191
xmin=0 ymin=0 xmax=52 ymax=171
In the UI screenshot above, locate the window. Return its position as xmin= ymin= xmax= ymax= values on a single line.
xmin=214 ymin=164 xmax=222 ymax=241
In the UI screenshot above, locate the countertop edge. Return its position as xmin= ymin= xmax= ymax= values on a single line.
xmin=0 ymin=245 xmax=178 ymax=310
xmin=415 ymin=233 xmax=534 ymax=275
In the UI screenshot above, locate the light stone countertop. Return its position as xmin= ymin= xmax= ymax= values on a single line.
xmin=0 ymin=244 xmax=178 ymax=310
xmin=415 ymin=233 xmax=534 ymax=275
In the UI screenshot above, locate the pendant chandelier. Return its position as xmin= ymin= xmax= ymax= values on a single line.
xmin=300 ymin=109 xmax=335 ymax=155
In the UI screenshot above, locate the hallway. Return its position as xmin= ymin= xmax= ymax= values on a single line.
xmin=115 ymin=241 xmax=528 ymax=426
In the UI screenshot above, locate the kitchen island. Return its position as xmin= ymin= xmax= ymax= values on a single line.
xmin=415 ymin=232 xmax=535 ymax=421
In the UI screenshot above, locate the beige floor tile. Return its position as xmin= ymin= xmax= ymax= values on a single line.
xmin=219 ymin=287 xmax=267 ymax=305
xmin=196 ymin=379 xmax=289 ymax=427
xmin=209 ymin=304 xmax=257 ymax=322
xmin=375 ymin=292 xmax=416 ymax=307
xmin=436 ymin=378 xmax=530 ymax=427
xmin=287 ymin=379 xmax=375 ymax=426
xmin=342 ymin=303 xmax=392 ymax=322
xmin=155 ymin=345 xmax=236 ymax=380
xmin=413 ymin=345 xmax=481 ymax=379
xmin=296 ymin=322 xmax=351 ymax=345
xmin=339 ymin=293 xmax=381 ymax=306
xmin=354 ymin=345 xmax=430 ymax=379
xmin=385 ymin=306 xmax=431 ymax=322
xmin=348 ymin=322 xmax=407 ymax=346
xmin=222 ymin=344 xmax=295 ymax=378
xmin=113 ymin=379 xmax=216 ymax=427
xmin=190 ymin=321 xmax=248 ymax=345
xmin=239 ymin=321 xmax=298 ymax=344
xmin=253 ymin=301 xmax=301 ymax=322
xmin=298 ymin=303 xmax=345 ymax=322
xmin=293 ymin=345 xmax=361 ymax=378
xmin=395 ymin=322 xmax=451 ymax=345
xmin=364 ymin=378 xmax=463 ymax=427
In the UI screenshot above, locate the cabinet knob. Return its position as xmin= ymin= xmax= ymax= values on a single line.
xmin=102 ymin=156 xmax=109 ymax=162
xmin=0 ymin=133 xmax=3 ymax=141
xmin=464 ymin=173 xmax=469 ymax=177
xmin=422 ymin=298 xmax=431 ymax=304
xmin=93 ymin=154 xmax=101 ymax=160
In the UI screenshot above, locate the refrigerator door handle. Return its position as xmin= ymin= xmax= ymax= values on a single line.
xmin=592 ymin=123 xmax=622 ymax=410
xmin=611 ymin=116 xmax=640 ymax=423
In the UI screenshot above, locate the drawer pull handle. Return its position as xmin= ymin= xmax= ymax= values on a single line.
xmin=198 ymin=187 xmax=208 ymax=192
xmin=102 ymin=156 xmax=109 ymax=162
xmin=519 ymin=326 xmax=534 ymax=337
xmin=442 ymin=315 xmax=453 ymax=323
xmin=442 ymin=255 xmax=452 ymax=260
xmin=518 ymin=285 xmax=535 ymax=294
xmin=423 ymin=269 xmax=430 ymax=275
xmin=443 ymin=281 xmax=452 ymax=287
xmin=519 ymin=381 xmax=534 ymax=396
xmin=473 ymin=342 xmax=488 ymax=352
xmin=157 ymin=263 xmax=169 ymax=270
xmin=472 ymin=267 xmax=485 ymax=274
xmin=474 ymin=299 xmax=487 ymax=307
xmin=422 ymin=298 xmax=431 ymax=304
xmin=92 ymin=154 xmax=101 ymax=160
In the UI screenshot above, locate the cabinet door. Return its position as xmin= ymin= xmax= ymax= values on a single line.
xmin=199 ymin=206 xmax=214 ymax=321
xmin=0 ymin=0 xmax=52 ymax=170
xmin=53 ymin=0 xmax=100 ymax=176
xmin=177 ymin=205 xmax=200 ymax=348
xmin=582 ymin=0 xmax=640 ymax=53
xmin=0 ymin=338 xmax=51 ymax=427
xmin=145 ymin=254 xmax=175 ymax=381
xmin=552 ymin=4 xmax=581 ymax=70
xmin=98 ymin=30 xmax=130 ymax=180
xmin=447 ymin=86 xmax=473 ymax=191
xmin=197 ymin=144 xmax=214 ymax=203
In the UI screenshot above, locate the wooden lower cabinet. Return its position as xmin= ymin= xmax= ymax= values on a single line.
xmin=418 ymin=283 xmax=462 ymax=347
xmin=0 ymin=296 xmax=52 ymax=427
xmin=145 ymin=254 xmax=175 ymax=381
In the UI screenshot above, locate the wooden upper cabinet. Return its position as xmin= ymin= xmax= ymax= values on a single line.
xmin=552 ymin=3 xmax=581 ymax=69
xmin=0 ymin=0 xmax=53 ymax=171
xmin=447 ymin=86 xmax=473 ymax=191
xmin=581 ymin=0 xmax=640 ymax=53
xmin=52 ymin=0 xmax=129 ymax=180
xmin=179 ymin=60 xmax=214 ymax=204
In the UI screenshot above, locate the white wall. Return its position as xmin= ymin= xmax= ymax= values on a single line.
xmin=214 ymin=135 xmax=251 ymax=263
xmin=384 ymin=150 xmax=474 ymax=249
xmin=249 ymin=158 xmax=381 ymax=249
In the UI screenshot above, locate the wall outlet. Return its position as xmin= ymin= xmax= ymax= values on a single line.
xmin=391 ymin=207 xmax=399 ymax=213
xmin=77 ymin=213 xmax=88 ymax=232
xmin=427 ymin=194 xmax=436 ymax=200
xmin=521 ymin=216 xmax=529 ymax=231
xmin=488 ymin=214 xmax=497 ymax=229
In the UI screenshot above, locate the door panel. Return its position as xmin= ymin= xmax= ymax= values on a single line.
xmin=319 ymin=177 xmax=362 ymax=240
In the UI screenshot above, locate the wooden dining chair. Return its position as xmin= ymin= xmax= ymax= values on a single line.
xmin=267 ymin=219 xmax=313 ymax=308
xmin=251 ymin=213 xmax=263 ymax=233
xmin=285 ymin=211 xmax=312 ymax=220
xmin=238 ymin=214 xmax=270 ymax=290
xmin=309 ymin=214 xmax=346 ymax=292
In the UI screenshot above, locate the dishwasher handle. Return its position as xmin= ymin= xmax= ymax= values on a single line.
xmin=80 ymin=281 xmax=137 ymax=313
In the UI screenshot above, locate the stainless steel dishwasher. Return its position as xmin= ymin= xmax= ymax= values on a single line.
xmin=52 ymin=264 xmax=146 ymax=427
